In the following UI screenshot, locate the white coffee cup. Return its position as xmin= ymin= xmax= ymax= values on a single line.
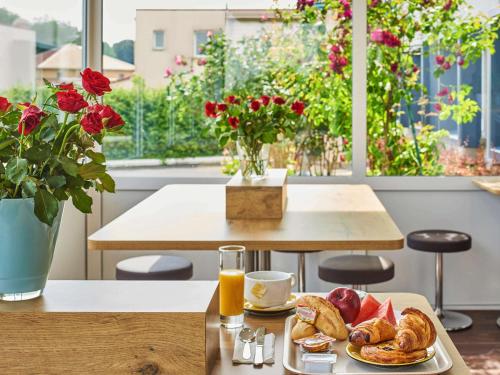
xmin=244 ymin=271 xmax=296 ymax=308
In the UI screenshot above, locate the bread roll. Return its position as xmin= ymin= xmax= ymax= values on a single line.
xmin=296 ymin=295 xmax=348 ymax=340
xmin=291 ymin=320 xmax=317 ymax=340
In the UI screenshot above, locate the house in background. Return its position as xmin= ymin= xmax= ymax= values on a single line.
xmin=37 ymin=44 xmax=135 ymax=87
xmin=0 ymin=24 xmax=36 ymax=91
xmin=134 ymin=9 xmax=274 ymax=87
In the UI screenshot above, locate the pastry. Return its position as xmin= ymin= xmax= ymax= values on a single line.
xmin=291 ymin=320 xmax=317 ymax=340
xmin=349 ymin=318 xmax=396 ymax=346
xmin=395 ymin=308 xmax=437 ymax=352
xmin=360 ymin=340 xmax=428 ymax=364
xmin=296 ymin=295 xmax=348 ymax=340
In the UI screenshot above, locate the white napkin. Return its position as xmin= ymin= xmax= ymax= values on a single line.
xmin=232 ymin=333 xmax=275 ymax=364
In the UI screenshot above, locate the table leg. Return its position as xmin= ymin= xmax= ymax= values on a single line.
xmin=258 ymin=251 xmax=271 ymax=271
xmin=298 ymin=253 xmax=306 ymax=293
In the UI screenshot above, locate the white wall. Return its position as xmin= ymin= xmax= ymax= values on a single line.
xmin=0 ymin=24 xmax=36 ymax=91
xmin=53 ymin=186 xmax=498 ymax=310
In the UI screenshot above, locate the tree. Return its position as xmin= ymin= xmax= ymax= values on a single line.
xmin=32 ymin=18 xmax=81 ymax=48
xmin=113 ymin=40 xmax=134 ymax=64
xmin=103 ymin=42 xmax=116 ymax=58
xmin=0 ymin=7 xmax=19 ymax=25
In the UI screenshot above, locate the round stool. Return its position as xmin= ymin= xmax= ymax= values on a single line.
xmin=318 ymin=254 xmax=394 ymax=289
xmin=407 ymin=230 xmax=472 ymax=331
xmin=116 ymin=255 xmax=193 ymax=280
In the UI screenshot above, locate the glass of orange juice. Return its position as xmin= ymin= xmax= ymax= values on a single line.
xmin=219 ymin=245 xmax=245 ymax=328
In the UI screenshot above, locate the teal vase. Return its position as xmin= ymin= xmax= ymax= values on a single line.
xmin=0 ymin=198 xmax=63 ymax=301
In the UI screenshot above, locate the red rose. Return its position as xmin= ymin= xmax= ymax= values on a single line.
xmin=260 ymin=95 xmax=271 ymax=106
xmin=457 ymin=57 xmax=465 ymax=66
xmin=225 ymin=95 xmax=237 ymax=104
xmin=80 ymin=68 xmax=111 ymax=96
xmin=437 ymin=87 xmax=449 ymax=97
xmin=443 ymin=0 xmax=452 ymax=11
xmin=434 ymin=103 xmax=442 ymax=112
xmin=272 ymin=96 xmax=286 ymax=105
xmin=217 ymin=103 xmax=227 ymax=112
xmin=382 ymin=31 xmax=401 ymax=48
xmin=0 ymin=97 xmax=12 ymax=112
xmin=81 ymin=111 xmax=103 ymax=134
xmin=250 ymin=100 xmax=261 ymax=111
xmin=56 ymin=90 xmax=88 ymax=113
xmin=442 ymin=61 xmax=451 ymax=70
xmin=291 ymin=100 xmax=305 ymax=115
xmin=58 ymin=82 xmax=74 ymax=90
xmin=228 ymin=116 xmax=239 ymax=129
xmin=100 ymin=105 xmax=124 ymax=128
xmin=18 ymin=104 xmax=45 ymax=135
xmin=412 ymin=65 xmax=420 ymax=73
xmin=390 ymin=63 xmax=398 ymax=73
xmin=435 ymin=55 xmax=445 ymax=65
xmin=205 ymin=101 xmax=218 ymax=118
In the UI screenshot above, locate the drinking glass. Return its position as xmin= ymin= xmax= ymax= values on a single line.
xmin=219 ymin=245 xmax=245 ymax=328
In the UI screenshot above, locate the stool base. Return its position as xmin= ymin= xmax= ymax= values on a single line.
xmin=497 ymin=317 xmax=500 ymax=328
xmin=436 ymin=310 xmax=473 ymax=331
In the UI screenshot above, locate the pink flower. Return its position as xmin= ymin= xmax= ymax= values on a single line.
xmin=435 ymin=55 xmax=445 ymax=65
xmin=370 ymin=0 xmax=380 ymax=7
xmin=175 ymin=55 xmax=183 ymax=66
xmin=331 ymin=45 xmax=341 ymax=53
xmin=442 ymin=61 xmax=451 ymax=70
xmin=434 ymin=103 xmax=442 ymax=112
xmin=383 ymin=31 xmax=401 ymax=48
xmin=198 ymin=58 xmax=207 ymax=66
xmin=260 ymin=15 xmax=269 ymax=22
xmin=206 ymin=31 xmax=213 ymax=38
xmin=342 ymin=9 xmax=352 ymax=19
xmin=296 ymin=0 xmax=315 ymax=11
xmin=164 ymin=67 xmax=173 ymax=77
xmin=370 ymin=29 xmax=385 ymax=44
xmin=437 ymin=87 xmax=449 ymax=97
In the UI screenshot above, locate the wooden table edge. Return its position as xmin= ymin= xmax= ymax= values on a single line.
xmin=87 ymin=238 xmax=405 ymax=251
xmin=473 ymin=179 xmax=500 ymax=195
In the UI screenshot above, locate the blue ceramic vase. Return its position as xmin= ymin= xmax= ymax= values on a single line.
xmin=0 ymin=198 xmax=63 ymax=301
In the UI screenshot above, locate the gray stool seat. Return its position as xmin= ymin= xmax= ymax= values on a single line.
xmin=318 ymin=255 xmax=394 ymax=285
xmin=407 ymin=230 xmax=471 ymax=253
xmin=116 ymin=255 xmax=193 ymax=280
xmin=407 ymin=230 xmax=472 ymax=332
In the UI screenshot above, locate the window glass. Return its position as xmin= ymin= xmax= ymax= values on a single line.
xmin=0 ymin=0 xmax=82 ymax=103
xmin=153 ymin=30 xmax=164 ymax=50
xmin=102 ymin=1 xmax=352 ymax=177
xmin=366 ymin=0 xmax=499 ymax=176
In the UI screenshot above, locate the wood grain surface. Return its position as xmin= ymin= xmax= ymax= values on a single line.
xmin=88 ymin=184 xmax=404 ymax=251
xmin=473 ymin=178 xmax=500 ymax=195
xmin=213 ymin=293 xmax=470 ymax=375
xmin=226 ymin=169 xmax=287 ymax=219
xmin=0 ymin=281 xmax=219 ymax=375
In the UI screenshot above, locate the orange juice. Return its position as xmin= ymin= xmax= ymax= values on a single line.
xmin=219 ymin=269 xmax=245 ymax=316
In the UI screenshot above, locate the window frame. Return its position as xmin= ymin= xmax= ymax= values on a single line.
xmin=152 ymin=29 xmax=165 ymax=50
xmin=90 ymin=0 xmax=497 ymax=192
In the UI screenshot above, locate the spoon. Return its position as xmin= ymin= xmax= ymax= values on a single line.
xmin=239 ymin=327 xmax=256 ymax=360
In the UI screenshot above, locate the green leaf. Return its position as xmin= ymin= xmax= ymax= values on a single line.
xmin=70 ymin=188 xmax=93 ymax=214
xmin=23 ymin=143 xmax=52 ymax=162
xmin=58 ymin=156 xmax=79 ymax=177
xmin=47 ymin=175 xmax=66 ymax=189
xmin=99 ymin=173 xmax=115 ymax=193
xmin=0 ymin=138 xmax=16 ymax=151
xmin=85 ymin=150 xmax=106 ymax=164
xmin=34 ymin=189 xmax=59 ymax=226
xmin=5 ymin=157 xmax=28 ymax=185
xmin=53 ymin=188 xmax=69 ymax=201
xmin=78 ymin=162 xmax=106 ymax=179
xmin=22 ymin=179 xmax=37 ymax=198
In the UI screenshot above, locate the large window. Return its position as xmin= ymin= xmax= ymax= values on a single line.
xmin=101 ymin=1 xmax=353 ymax=177
xmin=0 ymin=0 xmax=82 ymax=103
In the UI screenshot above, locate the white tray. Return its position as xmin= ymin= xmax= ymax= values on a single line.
xmin=283 ymin=316 xmax=453 ymax=375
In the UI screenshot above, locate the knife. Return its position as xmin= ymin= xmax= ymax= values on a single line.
xmin=254 ymin=327 xmax=266 ymax=366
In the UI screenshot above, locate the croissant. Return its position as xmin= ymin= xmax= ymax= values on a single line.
xmin=349 ymin=318 xmax=397 ymax=346
xmin=395 ymin=307 xmax=437 ymax=352
xmin=296 ymin=295 xmax=348 ymax=340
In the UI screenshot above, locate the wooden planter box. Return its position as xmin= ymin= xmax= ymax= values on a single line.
xmin=226 ymin=168 xmax=288 ymax=220
xmin=0 ymin=280 xmax=219 ymax=375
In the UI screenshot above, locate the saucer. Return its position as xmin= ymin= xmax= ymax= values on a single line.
xmin=244 ymin=294 xmax=297 ymax=314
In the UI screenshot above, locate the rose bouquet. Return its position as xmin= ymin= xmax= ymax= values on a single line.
xmin=205 ymin=95 xmax=305 ymax=178
xmin=0 ymin=68 xmax=124 ymax=225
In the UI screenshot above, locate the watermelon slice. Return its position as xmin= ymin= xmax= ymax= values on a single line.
xmin=351 ymin=294 xmax=381 ymax=326
xmin=373 ymin=297 xmax=397 ymax=326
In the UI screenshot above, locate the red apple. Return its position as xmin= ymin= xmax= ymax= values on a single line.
xmin=326 ymin=287 xmax=361 ymax=324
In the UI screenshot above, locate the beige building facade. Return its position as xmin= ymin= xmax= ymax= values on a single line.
xmin=135 ymin=9 xmax=274 ymax=87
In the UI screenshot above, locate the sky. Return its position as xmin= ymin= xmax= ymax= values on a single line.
xmin=0 ymin=0 xmax=295 ymax=44
xmin=0 ymin=0 xmax=496 ymax=44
